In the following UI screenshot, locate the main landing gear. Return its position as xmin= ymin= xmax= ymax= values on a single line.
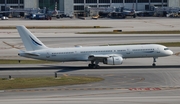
xmin=88 ymin=61 xmax=100 ymax=69
xmin=152 ymin=57 xmax=157 ymax=66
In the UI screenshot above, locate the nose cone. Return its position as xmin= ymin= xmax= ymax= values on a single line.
xmin=168 ymin=50 xmax=173 ymax=56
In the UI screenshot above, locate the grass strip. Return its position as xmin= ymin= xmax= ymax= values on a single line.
xmin=0 ymin=59 xmax=56 ymax=64
xmin=0 ymin=26 xmax=110 ymax=29
xmin=77 ymin=30 xmax=180 ymax=34
xmin=156 ymin=42 xmax=180 ymax=47
xmin=0 ymin=76 xmax=103 ymax=90
xmin=103 ymin=42 xmax=180 ymax=47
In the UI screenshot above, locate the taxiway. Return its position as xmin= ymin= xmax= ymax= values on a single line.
xmin=0 ymin=18 xmax=180 ymax=104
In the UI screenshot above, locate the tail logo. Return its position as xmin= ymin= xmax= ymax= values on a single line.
xmin=30 ymin=36 xmax=42 ymax=46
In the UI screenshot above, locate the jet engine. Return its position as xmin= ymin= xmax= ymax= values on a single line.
xmin=103 ymin=56 xmax=123 ymax=65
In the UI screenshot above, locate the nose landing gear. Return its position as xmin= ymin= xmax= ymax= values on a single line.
xmin=152 ymin=57 xmax=157 ymax=66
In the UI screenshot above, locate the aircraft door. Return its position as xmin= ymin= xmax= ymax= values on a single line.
xmin=46 ymin=51 xmax=50 ymax=58
xmin=73 ymin=50 xmax=79 ymax=60
xmin=157 ymin=47 xmax=160 ymax=53
xmin=126 ymin=48 xmax=130 ymax=54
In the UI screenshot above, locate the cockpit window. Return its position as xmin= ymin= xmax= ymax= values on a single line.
xmin=164 ymin=48 xmax=169 ymax=50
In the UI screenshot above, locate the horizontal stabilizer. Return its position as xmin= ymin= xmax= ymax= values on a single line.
xmin=18 ymin=50 xmax=40 ymax=57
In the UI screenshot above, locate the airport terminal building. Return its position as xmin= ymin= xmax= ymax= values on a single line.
xmin=0 ymin=0 xmax=180 ymax=15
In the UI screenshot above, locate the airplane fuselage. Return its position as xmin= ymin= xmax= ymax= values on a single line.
xmin=16 ymin=25 xmax=173 ymax=68
xmin=19 ymin=44 xmax=173 ymax=62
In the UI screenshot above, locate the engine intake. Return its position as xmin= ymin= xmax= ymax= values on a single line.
xmin=103 ymin=56 xmax=123 ymax=65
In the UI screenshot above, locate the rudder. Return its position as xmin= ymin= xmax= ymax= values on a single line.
xmin=16 ymin=25 xmax=48 ymax=51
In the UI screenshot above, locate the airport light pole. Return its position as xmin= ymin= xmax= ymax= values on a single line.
xmin=149 ymin=0 xmax=151 ymax=10
xmin=123 ymin=0 xmax=125 ymax=7
xmin=162 ymin=0 xmax=164 ymax=7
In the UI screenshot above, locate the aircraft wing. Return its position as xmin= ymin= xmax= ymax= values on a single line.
xmin=88 ymin=54 xmax=121 ymax=61
xmin=135 ymin=11 xmax=144 ymax=13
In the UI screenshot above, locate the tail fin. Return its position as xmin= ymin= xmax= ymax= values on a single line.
xmin=16 ymin=25 xmax=48 ymax=51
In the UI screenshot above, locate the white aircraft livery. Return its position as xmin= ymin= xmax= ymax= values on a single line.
xmin=17 ymin=26 xmax=173 ymax=68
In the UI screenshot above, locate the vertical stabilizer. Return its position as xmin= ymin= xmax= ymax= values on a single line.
xmin=16 ymin=26 xmax=48 ymax=51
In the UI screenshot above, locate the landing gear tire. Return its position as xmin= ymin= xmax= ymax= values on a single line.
xmin=88 ymin=64 xmax=93 ymax=68
xmin=93 ymin=65 xmax=100 ymax=69
xmin=152 ymin=63 xmax=156 ymax=66
xmin=88 ymin=64 xmax=100 ymax=69
xmin=88 ymin=60 xmax=100 ymax=69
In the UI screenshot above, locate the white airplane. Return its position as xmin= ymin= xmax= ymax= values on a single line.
xmin=17 ymin=26 xmax=173 ymax=68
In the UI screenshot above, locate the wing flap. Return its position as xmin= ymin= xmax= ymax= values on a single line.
xmin=88 ymin=55 xmax=109 ymax=61
xmin=88 ymin=54 xmax=122 ymax=61
xmin=89 ymin=55 xmax=109 ymax=58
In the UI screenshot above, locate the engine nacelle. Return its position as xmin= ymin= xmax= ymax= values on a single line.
xmin=103 ymin=56 xmax=123 ymax=65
